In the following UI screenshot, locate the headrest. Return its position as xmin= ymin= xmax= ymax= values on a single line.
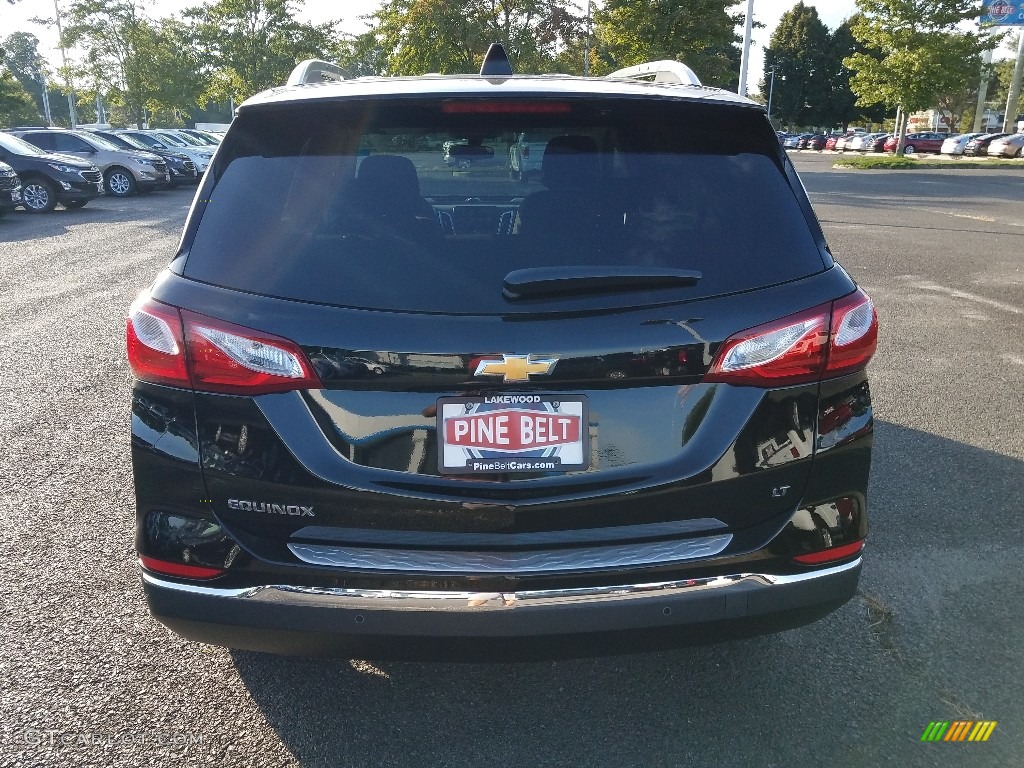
xmin=355 ymin=154 xmax=421 ymax=199
xmin=542 ymin=135 xmax=599 ymax=189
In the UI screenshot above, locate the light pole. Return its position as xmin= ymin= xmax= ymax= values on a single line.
xmin=766 ymin=67 xmax=777 ymax=121
xmin=737 ymin=0 xmax=755 ymax=96
xmin=52 ymin=0 xmax=77 ymax=127
xmin=583 ymin=0 xmax=592 ymax=77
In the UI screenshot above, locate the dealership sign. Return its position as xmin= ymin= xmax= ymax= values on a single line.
xmin=981 ymin=1 xmax=1024 ymax=24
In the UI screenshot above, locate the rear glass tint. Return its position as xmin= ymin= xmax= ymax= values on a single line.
xmin=183 ymin=97 xmax=826 ymax=314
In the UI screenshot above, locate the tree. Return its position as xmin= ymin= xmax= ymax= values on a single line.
xmin=845 ymin=0 xmax=997 ymax=155
xmin=0 ymin=32 xmax=72 ymax=125
xmin=330 ymin=30 xmax=389 ymax=78
xmin=369 ymin=0 xmax=584 ymax=76
xmin=595 ymin=0 xmax=741 ymax=88
xmin=763 ymin=3 xmax=830 ymax=128
xmin=185 ymin=0 xmax=336 ymax=102
xmin=992 ymin=38 xmax=1024 ymax=123
xmin=61 ymin=0 xmax=166 ymax=127
xmin=0 ymin=68 xmax=40 ymax=126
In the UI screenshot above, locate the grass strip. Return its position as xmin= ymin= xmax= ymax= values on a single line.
xmin=834 ymin=155 xmax=1023 ymax=170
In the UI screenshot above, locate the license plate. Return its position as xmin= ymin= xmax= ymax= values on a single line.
xmin=437 ymin=395 xmax=589 ymax=474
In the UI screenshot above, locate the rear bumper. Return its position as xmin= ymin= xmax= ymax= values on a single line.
xmin=143 ymin=557 xmax=861 ymax=659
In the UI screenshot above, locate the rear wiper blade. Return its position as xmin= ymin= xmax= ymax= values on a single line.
xmin=503 ymin=266 xmax=702 ymax=300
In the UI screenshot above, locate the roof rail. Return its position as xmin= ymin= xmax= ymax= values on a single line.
xmin=606 ymin=61 xmax=701 ymax=87
xmin=286 ymin=59 xmax=347 ymax=86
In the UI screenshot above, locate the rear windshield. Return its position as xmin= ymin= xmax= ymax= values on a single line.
xmin=182 ymin=96 xmax=825 ymax=314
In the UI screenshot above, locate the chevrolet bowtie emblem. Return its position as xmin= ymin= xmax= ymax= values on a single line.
xmin=474 ymin=354 xmax=558 ymax=382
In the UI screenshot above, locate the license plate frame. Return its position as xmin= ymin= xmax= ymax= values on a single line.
xmin=436 ymin=394 xmax=589 ymax=474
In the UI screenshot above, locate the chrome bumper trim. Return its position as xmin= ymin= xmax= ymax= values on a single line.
xmin=286 ymin=534 xmax=733 ymax=575
xmin=143 ymin=557 xmax=861 ymax=610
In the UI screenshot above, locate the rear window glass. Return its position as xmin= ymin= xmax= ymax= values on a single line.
xmin=183 ymin=97 xmax=825 ymax=314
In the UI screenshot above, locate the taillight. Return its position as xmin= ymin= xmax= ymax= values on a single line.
xmin=127 ymin=293 xmax=320 ymax=395
xmin=127 ymin=294 xmax=189 ymax=387
xmin=705 ymin=304 xmax=830 ymax=386
xmin=182 ymin=310 xmax=319 ymax=395
xmin=706 ymin=289 xmax=877 ymax=387
xmin=825 ymin=290 xmax=878 ymax=376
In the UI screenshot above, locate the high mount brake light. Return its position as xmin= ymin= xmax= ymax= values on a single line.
xmin=126 ymin=294 xmax=320 ymax=395
xmin=706 ymin=289 xmax=877 ymax=387
xmin=442 ymin=101 xmax=572 ymax=113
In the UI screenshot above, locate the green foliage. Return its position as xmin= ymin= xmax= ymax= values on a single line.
xmin=0 ymin=68 xmax=41 ymax=126
xmin=992 ymin=46 xmax=1024 ymax=119
xmin=330 ymin=31 xmax=389 ymax=78
xmin=764 ymin=3 xmax=830 ymax=126
xmin=0 ymin=32 xmax=73 ymax=124
xmin=836 ymin=155 xmax=1023 ymax=169
xmin=61 ymin=0 xmax=194 ymax=127
xmin=845 ymin=0 xmax=994 ymax=114
xmin=369 ymin=0 xmax=584 ymax=76
xmin=595 ymin=0 xmax=741 ymax=88
xmin=184 ymin=0 xmax=341 ymax=99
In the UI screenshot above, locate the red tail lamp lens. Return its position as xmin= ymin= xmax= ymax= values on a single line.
xmin=126 ymin=293 xmax=320 ymax=395
xmin=139 ymin=555 xmax=224 ymax=580
xmin=792 ymin=540 xmax=864 ymax=565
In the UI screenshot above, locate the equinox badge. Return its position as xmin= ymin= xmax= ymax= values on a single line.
xmin=228 ymin=499 xmax=314 ymax=517
xmin=473 ymin=354 xmax=558 ymax=383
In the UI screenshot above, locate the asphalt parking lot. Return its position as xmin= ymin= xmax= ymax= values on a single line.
xmin=1 ymin=157 xmax=1022 ymax=767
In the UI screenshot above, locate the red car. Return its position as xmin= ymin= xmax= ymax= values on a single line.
xmin=882 ymin=132 xmax=946 ymax=154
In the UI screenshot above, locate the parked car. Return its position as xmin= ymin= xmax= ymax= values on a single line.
xmin=87 ymin=129 xmax=198 ymax=187
xmin=882 ymin=132 xmax=946 ymax=154
xmin=176 ymin=128 xmax=221 ymax=146
xmin=125 ymin=129 xmax=215 ymax=175
xmin=129 ymin=48 xmax=877 ymax=659
xmin=845 ymin=134 xmax=867 ymax=151
xmin=782 ymin=133 xmax=812 ymax=148
xmin=940 ymin=133 xmax=986 ymax=156
xmin=834 ymin=134 xmax=859 ymax=151
xmin=10 ymin=128 xmax=168 ymax=196
xmin=963 ymin=133 xmax=1010 ymax=157
xmin=868 ymin=134 xmax=891 ymax=152
xmin=0 ymin=160 xmax=22 ymax=216
xmin=0 ymin=131 xmax=103 ymax=212
xmin=986 ymin=133 xmax=1024 ymax=158
xmin=805 ymin=134 xmax=828 ymax=150
xmin=824 ymin=133 xmax=847 ymax=151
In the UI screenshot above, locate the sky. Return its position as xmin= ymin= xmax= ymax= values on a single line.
xmin=0 ymin=0 xmax=888 ymax=96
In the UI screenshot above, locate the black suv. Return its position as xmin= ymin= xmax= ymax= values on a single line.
xmin=129 ymin=49 xmax=877 ymax=659
xmin=0 ymin=161 xmax=22 ymax=216
xmin=0 ymin=131 xmax=103 ymax=212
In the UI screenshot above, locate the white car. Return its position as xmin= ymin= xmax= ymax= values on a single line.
xmin=986 ymin=133 xmax=1024 ymax=158
xmin=940 ymin=133 xmax=985 ymax=155
xmin=145 ymin=130 xmax=216 ymax=174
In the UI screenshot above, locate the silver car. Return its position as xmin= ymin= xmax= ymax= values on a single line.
xmin=10 ymin=128 xmax=168 ymax=197
xmin=986 ymin=133 xmax=1024 ymax=158
xmin=146 ymin=130 xmax=216 ymax=174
